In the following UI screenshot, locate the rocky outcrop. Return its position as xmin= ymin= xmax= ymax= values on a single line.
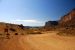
xmin=45 ymin=8 xmax=75 ymax=29
xmin=44 ymin=8 xmax=75 ymax=35
xmin=45 ymin=21 xmax=58 ymax=28
xmin=59 ymin=8 xmax=75 ymax=27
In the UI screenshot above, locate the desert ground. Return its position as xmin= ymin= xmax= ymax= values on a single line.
xmin=0 ymin=31 xmax=75 ymax=50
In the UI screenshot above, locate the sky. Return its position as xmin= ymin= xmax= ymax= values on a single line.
xmin=0 ymin=0 xmax=75 ymax=26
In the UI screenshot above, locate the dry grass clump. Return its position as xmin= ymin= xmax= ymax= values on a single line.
xmin=27 ymin=31 xmax=42 ymax=34
xmin=57 ymin=27 xmax=75 ymax=36
xmin=15 ymin=33 xmax=18 ymax=35
xmin=9 ymin=28 xmax=16 ymax=32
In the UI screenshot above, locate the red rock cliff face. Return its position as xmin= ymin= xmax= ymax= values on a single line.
xmin=59 ymin=9 xmax=75 ymax=27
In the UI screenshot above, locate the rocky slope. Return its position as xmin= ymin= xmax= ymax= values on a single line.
xmin=59 ymin=8 xmax=75 ymax=27
xmin=44 ymin=8 xmax=75 ymax=36
xmin=45 ymin=8 xmax=75 ymax=28
xmin=45 ymin=21 xmax=58 ymax=27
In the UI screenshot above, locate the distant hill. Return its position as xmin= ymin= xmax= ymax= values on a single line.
xmin=0 ymin=22 xmax=28 ymax=36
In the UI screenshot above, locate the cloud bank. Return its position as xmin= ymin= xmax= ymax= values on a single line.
xmin=0 ymin=19 xmax=45 ymax=26
xmin=13 ymin=19 xmax=42 ymax=23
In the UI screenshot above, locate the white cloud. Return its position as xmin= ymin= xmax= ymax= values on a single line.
xmin=0 ymin=19 xmax=45 ymax=26
xmin=12 ymin=19 xmax=43 ymax=23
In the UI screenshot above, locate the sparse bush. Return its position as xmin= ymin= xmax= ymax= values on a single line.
xmin=18 ymin=24 xmax=24 ymax=30
xmin=57 ymin=28 xmax=75 ymax=36
xmin=57 ymin=32 xmax=67 ymax=36
xmin=35 ymin=32 xmax=42 ymax=34
xmin=6 ymin=33 xmax=10 ymax=39
xmin=6 ymin=33 xmax=10 ymax=35
xmin=65 ymin=27 xmax=69 ymax=29
xmin=9 ymin=28 xmax=16 ymax=32
xmin=4 ymin=28 xmax=8 ymax=33
xmin=15 ymin=33 xmax=18 ymax=35
xmin=27 ymin=32 xmax=42 ymax=34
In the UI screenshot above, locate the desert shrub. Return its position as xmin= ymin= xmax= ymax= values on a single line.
xmin=65 ymin=27 xmax=69 ymax=29
xmin=57 ymin=29 xmax=75 ymax=36
xmin=6 ymin=33 xmax=10 ymax=35
xmin=57 ymin=32 xmax=67 ymax=36
xmin=4 ymin=28 xmax=8 ymax=33
xmin=9 ymin=28 xmax=16 ymax=32
xmin=18 ymin=24 xmax=24 ymax=30
xmin=6 ymin=33 xmax=10 ymax=39
xmin=35 ymin=32 xmax=42 ymax=34
xmin=27 ymin=32 xmax=42 ymax=34
xmin=15 ymin=33 xmax=18 ymax=35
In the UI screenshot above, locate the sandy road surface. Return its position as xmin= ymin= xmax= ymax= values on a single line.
xmin=20 ymin=32 xmax=75 ymax=50
xmin=0 ymin=31 xmax=75 ymax=50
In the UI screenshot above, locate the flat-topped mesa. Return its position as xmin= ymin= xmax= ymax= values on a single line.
xmin=45 ymin=21 xmax=58 ymax=28
xmin=59 ymin=8 xmax=75 ymax=27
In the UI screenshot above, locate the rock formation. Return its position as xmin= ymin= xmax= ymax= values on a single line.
xmin=45 ymin=8 xmax=75 ymax=28
xmin=45 ymin=21 xmax=58 ymax=27
xmin=59 ymin=8 xmax=75 ymax=27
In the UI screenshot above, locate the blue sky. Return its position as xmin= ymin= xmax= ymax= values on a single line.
xmin=0 ymin=0 xmax=75 ymax=26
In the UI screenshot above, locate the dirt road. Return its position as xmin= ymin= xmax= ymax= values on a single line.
xmin=0 ymin=32 xmax=75 ymax=50
xmin=20 ymin=32 xmax=75 ymax=50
